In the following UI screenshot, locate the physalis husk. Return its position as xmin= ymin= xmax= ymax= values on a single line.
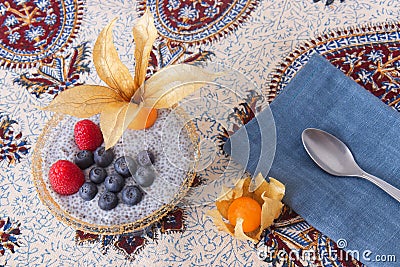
xmin=44 ymin=10 xmax=219 ymax=149
xmin=206 ymin=173 xmax=285 ymax=243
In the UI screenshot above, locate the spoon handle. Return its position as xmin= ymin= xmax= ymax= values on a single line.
xmin=361 ymin=172 xmax=400 ymax=203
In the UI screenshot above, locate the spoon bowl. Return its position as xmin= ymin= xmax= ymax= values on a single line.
xmin=302 ymin=128 xmax=400 ymax=203
xmin=301 ymin=128 xmax=363 ymax=177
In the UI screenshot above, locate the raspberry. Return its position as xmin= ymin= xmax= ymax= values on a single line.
xmin=49 ymin=160 xmax=85 ymax=195
xmin=74 ymin=120 xmax=103 ymax=151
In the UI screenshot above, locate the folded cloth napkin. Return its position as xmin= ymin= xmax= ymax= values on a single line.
xmin=224 ymin=54 xmax=400 ymax=265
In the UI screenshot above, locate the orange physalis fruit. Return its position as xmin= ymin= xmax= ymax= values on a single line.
xmin=227 ymin=196 xmax=262 ymax=232
xmin=128 ymin=108 xmax=158 ymax=130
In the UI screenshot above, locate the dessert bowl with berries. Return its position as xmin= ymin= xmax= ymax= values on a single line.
xmin=32 ymin=110 xmax=198 ymax=234
xmin=31 ymin=11 xmax=211 ymax=234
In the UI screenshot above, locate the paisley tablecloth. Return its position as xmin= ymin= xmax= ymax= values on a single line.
xmin=1 ymin=0 xmax=400 ymax=266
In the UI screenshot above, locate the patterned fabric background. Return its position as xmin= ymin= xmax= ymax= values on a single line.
xmin=1 ymin=0 xmax=400 ymax=266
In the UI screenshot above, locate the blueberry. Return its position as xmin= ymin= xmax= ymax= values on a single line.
xmin=114 ymin=156 xmax=137 ymax=177
xmin=134 ymin=166 xmax=156 ymax=187
xmin=104 ymin=173 xmax=125 ymax=192
xmin=94 ymin=146 xmax=114 ymax=167
xmin=137 ymin=150 xmax=155 ymax=166
xmin=98 ymin=191 xmax=118 ymax=210
xmin=74 ymin=150 xmax=94 ymax=169
xmin=121 ymin=185 xmax=143 ymax=206
xmin=79 ymin=182 xmax=98 ymax=201
xmin=89 ymin=166 xmax=107 ymax=184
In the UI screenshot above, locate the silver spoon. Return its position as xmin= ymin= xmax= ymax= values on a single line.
xmin=302 ymin=128 xmax=400 ymax=202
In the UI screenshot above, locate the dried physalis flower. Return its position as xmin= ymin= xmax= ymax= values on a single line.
xmin=206 ymin=173 xmax=285 ymax=243
xmin=43 ymin=9 xmax=219 ymax=149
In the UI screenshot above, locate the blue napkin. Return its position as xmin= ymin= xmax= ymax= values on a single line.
xmin=224 ymin=54 xmax=400 ymax=265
